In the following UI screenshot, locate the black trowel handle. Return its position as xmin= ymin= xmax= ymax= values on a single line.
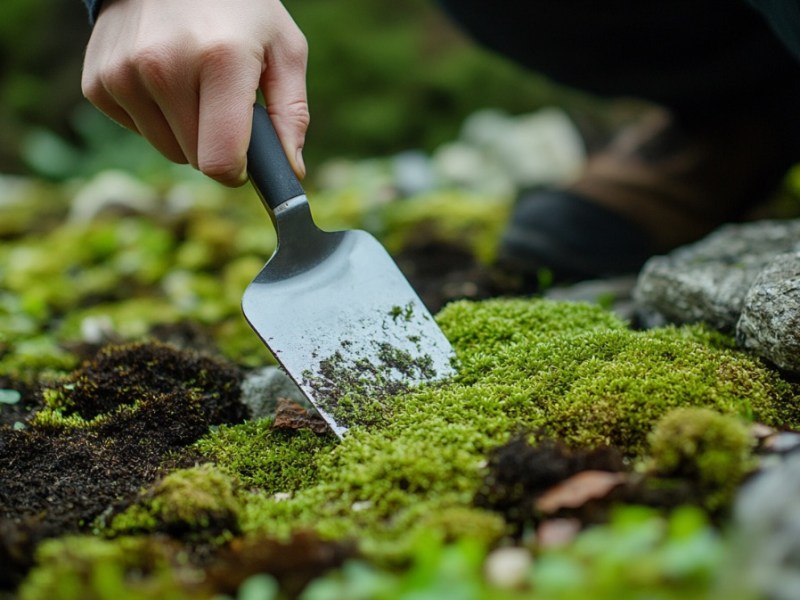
xmin=247 ymin=104 xmax=305 ymax=211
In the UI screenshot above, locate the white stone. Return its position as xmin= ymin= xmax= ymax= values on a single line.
xmin=70 ymin=170 xmax=158 ymax=223
xmin=484 ymin=546 xmax=533 ymax=589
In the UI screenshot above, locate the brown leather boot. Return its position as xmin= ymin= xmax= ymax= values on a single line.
xmin=498 ymin=108 xmax=797 ymax=281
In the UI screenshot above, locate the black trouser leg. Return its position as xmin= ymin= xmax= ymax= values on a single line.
xmin=436 ymin=0 xmax=800 ymax=128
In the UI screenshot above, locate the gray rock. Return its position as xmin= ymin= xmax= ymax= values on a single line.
xmin=240 ymin=366 xmax=309 ymax=420
xmin=726 ymin=451 xmax=800 ymax=600
xmin=736 ymin=252 xmax=800 ymax=372
xmin=634 ymin=220 xmax=800 ymax=331
xmin=544 ymin=276 xmax=638 ymax=322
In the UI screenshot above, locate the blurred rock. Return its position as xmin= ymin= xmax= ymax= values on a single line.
xmin=432 ymin=141 xmax=511 ymax=197
xmin=240 ymin=366 xmax=309 ymax=419
xmin=433 ymin=108 xmax=585 ymax=197
xmin=737 ymin=252 xmax=800 ymax=372
xmin=70 ymin=169 xmax=158 ymax=223
xmin=391 ymin=150 xmax=436 ymax=196
xmin=484 ymin=546 xmax=533 ymax=590
xmin=464 ymin=108 xmax=585 ymax=188
xmin=545 ymin=276 xmax=638 ymax=323
xmin=314 ymin=108 xmax=585 ymax=200
xmin=729 ymin=450 xmax=800 ymax=600
xmin=634 ymin=220 xmax=800 ymax=331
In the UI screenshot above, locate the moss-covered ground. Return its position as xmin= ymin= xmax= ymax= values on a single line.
xmin=1 ymin=177 xmax=796 ymax=599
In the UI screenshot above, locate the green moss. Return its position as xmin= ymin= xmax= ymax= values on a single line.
xmin=108 ymin=464 xmax=241 ymax=537
xmin=300 ymin=506 xmax=734 ymax=600
xmin=13 ymin=298 xmax=800 ymax=596
xmin=647 ymin=408 xmax=756 ymax=511
xmin=196 ymin=420 xmax=336 ymax=493
xmin=17 ymin=536 xmax=198 ymax=600
xmin=0 ymin=334 xmax=78 ymax=384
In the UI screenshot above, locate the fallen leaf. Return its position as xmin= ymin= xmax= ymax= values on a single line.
xmin=535 ymin=470 xmax=628 ymax=514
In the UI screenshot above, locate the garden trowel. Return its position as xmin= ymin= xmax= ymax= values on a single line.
xmin=242 ymin=105 xmax=456 ymax=438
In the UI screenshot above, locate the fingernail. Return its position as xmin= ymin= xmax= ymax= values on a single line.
xmin=295 ymin=148 xmax=306 ymax=179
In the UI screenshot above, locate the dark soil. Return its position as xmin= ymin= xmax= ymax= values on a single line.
xmin=0 ymin=342 xmax=247 ymax=590
xmin=395 ymin=239 xmax=530 ymax=313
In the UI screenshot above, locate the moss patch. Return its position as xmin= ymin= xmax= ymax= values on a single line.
xmin=11 ymin=298 xmax=799 ymax=598
xmin=199 ymin=299 xmax=798 ymax=562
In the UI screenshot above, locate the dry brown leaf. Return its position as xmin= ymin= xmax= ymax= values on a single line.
xmin=535 ymin=470 xmax=627 ymax=514
xmin=272 ymin=399 xmax=330 ymax=434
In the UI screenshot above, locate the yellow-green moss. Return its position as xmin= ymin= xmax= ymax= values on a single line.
xmin=108 ymin=464 xmax=241 ymax=537
xmin=17 ymin=298 xmax=794 ymax=597
xmin=647 ymin=408 xmax=757 ymax=511
xmin=196 ymin=419 xmax=336 ymax=493
xmin=17 ymin=536 xmax=198 ymax=600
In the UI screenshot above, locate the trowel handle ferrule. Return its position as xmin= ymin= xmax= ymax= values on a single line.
xmin=247 ymin=104 xmax=305 ymax=211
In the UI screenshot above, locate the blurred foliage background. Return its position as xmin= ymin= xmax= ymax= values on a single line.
xmin=0 ymin=0 xmax=591 ymax=181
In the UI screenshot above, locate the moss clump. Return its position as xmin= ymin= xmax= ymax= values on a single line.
xmin=108 ymin=464 xmax=241 ymax=538
xmin=17 ymin=536 xmax=197 ymax=600
xmin=438 ymin=299 xmax=798 ymax=455
xmin=647 ymin=408 xmax=756 ymax=511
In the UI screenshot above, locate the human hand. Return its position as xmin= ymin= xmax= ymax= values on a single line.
xmin=82 ymin=0 xmax=309 ymax=186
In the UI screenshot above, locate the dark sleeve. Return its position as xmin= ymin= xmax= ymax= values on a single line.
xmin=83 ymin=0 xmax=103 ymax=25
xmin=746 ymin=0 xmax=800 ymax=60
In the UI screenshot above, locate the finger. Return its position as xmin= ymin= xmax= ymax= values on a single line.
xmin=197 ymin=47 xmax=262 ymax=186
xmin=135 ymin=48 xmax=201 ymax=169
xmin=114 ymin=93 xmax=189 ymax=165
xmin=82 ymin=69 xmax=141 ymax=134
xmin=262 ymin=32 xmax=310 ymax=179
xmin=89 ymin=59 xmax=189 ymax=164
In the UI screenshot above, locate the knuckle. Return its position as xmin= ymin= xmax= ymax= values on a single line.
xmin=286 ymin=100 xmax=310 ymax=131
xmin=102 ymin=66 xmax=137 ymax=99
xmin=285 ymin=31 xmax=309 ymax=62
xmin=81 ymin=71 xmax=104 ymax=103
xmin=198 ymin=156 xmax=241 ymax=183
xmin=197 ymin=39 xmax=242 ymax=70
xmin=130 ymin=45 xmax=174 ymax=91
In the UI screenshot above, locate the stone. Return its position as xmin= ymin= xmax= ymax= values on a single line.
xmin=544 ymin=275 xmax=638 ymax=323
xmin=239 ymin=366 xmax=309 ymax=420
xmin=69 ymin=170 xmax=158 ymax=223
xmin=634 ymin=220 xmax=800 ymax=331
xmin=727 ymin=451 xmax=800 ymax=600
xmin=483 ymin=546 xmax=533 ymax=590
xmin=391 ymin=150 xmax=436 ymax=196
xmin=736 ymin=252 xmax=800 ymax=372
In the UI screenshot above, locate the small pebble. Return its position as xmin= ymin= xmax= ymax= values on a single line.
xmin=0 ymin=389 xmax=21 ymax=405
xmin=484 ymin=546 xmax=533 ymax=590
